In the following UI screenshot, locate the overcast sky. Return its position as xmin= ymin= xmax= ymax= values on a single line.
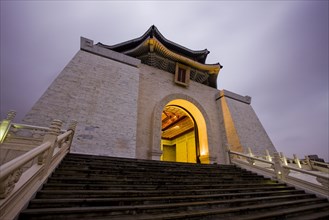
xmin=1 ymin=1 xmax=328 ymax=161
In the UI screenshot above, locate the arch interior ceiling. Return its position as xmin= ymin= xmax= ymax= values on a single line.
xmin=161 ymin=106 xmax=194 ymax=140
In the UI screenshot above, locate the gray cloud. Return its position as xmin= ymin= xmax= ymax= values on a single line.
xmin=1 ymin=1 xmax=328 ymax=161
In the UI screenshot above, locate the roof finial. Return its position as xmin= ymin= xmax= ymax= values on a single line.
xmin=150 ymin=25 xmax=155 ymax=37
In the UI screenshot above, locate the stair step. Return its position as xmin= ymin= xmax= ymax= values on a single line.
xmin=52 ymin=170 xmax=259 ymax=178
xmin=235 ymin=202 xmax=329 ymax=220
xmin=57 ymin=165 xmax=244 ymax=176
xmin=107 ymin=202 xmax=329 ymax=220
xmin=19 ymin=198 xmax=327 ymax=219
xmin=46 ymin=177 xmax=269 ymax=185
xmin=28 ymin=193 xmax=314 ymax=208
xmin=42 ymin=182 xmax=286 ymax=190
xmin=36 ymin=188 xmax=301 ymax=199
xmin=62 ymin=154 xmax=227 ymax=167
xmin=288 ymin=207 xmax=329 ymax=220
xmin=54 ymin=172 xmax=250 ymax=179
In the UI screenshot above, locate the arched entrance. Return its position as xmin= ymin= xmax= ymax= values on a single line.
xmin=152 ymin=97 xmax=211 ymax=164
xmin=161 ymin=105 xmax=199 ymax=163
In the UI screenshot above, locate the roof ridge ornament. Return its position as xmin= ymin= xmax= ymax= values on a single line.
xmin=150 ymin=25 xmax=155 ymax=38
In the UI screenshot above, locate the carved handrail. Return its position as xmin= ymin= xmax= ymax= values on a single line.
xmin=229 ymin=150 xmax=274 ymax=165
xmin=282 ymin=165 xmax=329 ymax=180
xmin=1 ymin=121 xmax=66 ymax=147
xmin=228 ymin=150 xmax=329 ymax=198
xmin=0 ymin=142 xmax=51 ymax=181
xmin=310 ymin=160 xmax=329 ymax=168
xmin=281 ymin=156 xmax=328 ymax=168
xmin=57 ymin=130 xmax=73 ymax=143
xmin=229 ymin=150 xmax=328 ymax=179
xmin=12 ymin=123 xmax=66 ymax=133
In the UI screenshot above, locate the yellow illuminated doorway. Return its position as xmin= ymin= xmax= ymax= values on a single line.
xmin=161 ymin=105 xmax=199 ymax=163
xmin=162 ymin=145 xmax=176 ymax=162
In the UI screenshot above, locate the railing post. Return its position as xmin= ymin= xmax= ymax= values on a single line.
xmin=273 ymin=152 xmax=289 ymax=181
xmin=305 ymin=156 xmax=313 ymax=170
xmin=0 ymin=110 xmax=16 ymax=143
xmin=226 ymin=150 xmax=232 ymax=164
xmin=293 ymin=154 xmax=302 ymax=168
xmin=245 ymin=147 xmax=256 ymax=165
xmin=247 ymin=147 xmax=253 ymax=157
xmin=280 ymin=152 xmax=288 ymax=166
xmin=265 ymin=149 xmax=272 ymax=162
xmin=67 ymin=120 xmax=78 ymax=149
xmin=38 ymin=120 xmax=62 ymax=170
xmin=5 ymin=110 xmax=16 ymax=121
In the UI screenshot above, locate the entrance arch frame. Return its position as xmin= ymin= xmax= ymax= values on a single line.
xmin=150 ymin=93 xmax=215 ymax=164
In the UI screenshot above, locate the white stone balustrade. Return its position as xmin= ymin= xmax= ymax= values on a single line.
xmin=0 ymin=117 xmax=77 ymax=220
xmin=0 ymin=142 xmax=51 ymax=198
xmin=228 ymin=149 xmax=329 ymax=199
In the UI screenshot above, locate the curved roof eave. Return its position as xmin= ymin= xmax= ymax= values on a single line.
xmin=97 ymin=25 xmax=210 ymax=63
xmin=151 ymin=26 xmax=209 ymax=62
xmin=122 ymin=37 xmax=221 ymax=74
xmin=97 ymin=26 xmax=154 ymax=52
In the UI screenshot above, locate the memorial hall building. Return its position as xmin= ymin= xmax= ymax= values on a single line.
xmin=23 ymin=25 xmax=276 ymax=164
xmin=3 ymin=25 xmax=329 ymax=220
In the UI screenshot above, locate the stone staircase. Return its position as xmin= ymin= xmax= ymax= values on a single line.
xmin=19 ymin=153 xmax=329 ymax=219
